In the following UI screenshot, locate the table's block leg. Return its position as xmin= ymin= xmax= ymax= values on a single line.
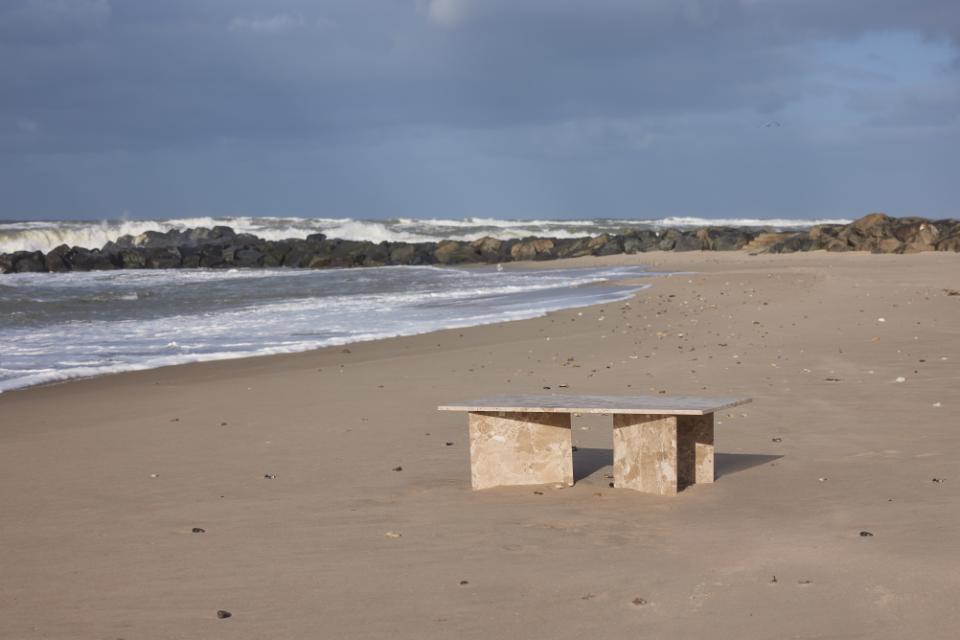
xmin=678 ymin=414 xmax=715 ymax=487
xmin=612 ymin=414 xmax=677 ymax=496
xmin=468 ymin=411 xmax=573 ymax=490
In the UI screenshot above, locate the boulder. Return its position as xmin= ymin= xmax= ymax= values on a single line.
xmin=510 ymin=238 xmax=555 ymax=261
xmin=673 ymin=233 xmax=703 ymax=252
xmin=262 ymin=241 xmax=290 ymax=267
xmin=44 ymin=244 xmax=71 ymax=272
xmin=0 ymin=253 xmax=14 ymax=274
xmin=434 ymin=240 xmax=480 ymax=264
xmin=232 ymin=247 xmax=264 ymax=268
xmin=131 ymin=229 xmax=181 ymax=248
xmin=183 ymin=226 xmax=236 ymax=246
xmin=281 ymin=239 xmax=323 ymax=268
xmin=180 ymin=246 xmax=202 ymax=268
xmin=355 ymin=242 xmax=391 ymax=267
xmin=335 ymin=240 xmax=386 ymax=267
xmin=588 ymin=234 xmax=622 ymax=256
xmin=143 ymin=247 xmax=183 ymax=269
xmin=471 ymin=236 xmax=505 ymax=262
xmin=117 ymin=249 xmax=147 ymax=268
xmin=11 ymin=251 xmax=47 ymax=272
xmin=199 ymin=245 xmax=227 ymax=268
xmin=389 ymin=242 xmax=436 ymax=265
xmin=767 ymin=232 xmax=816 ymax=253
xmin=620 ymin=230 xmax=659 ymax=254
xmin=65 ymin=247 xmax=118 ymax=270
xmin=656 ymin=229 xmax=682 ymax=251
xmin=554 ymin=237 xmax=594 ymax=258
xmin=696 ymin=227 xmax=754 ymax=251
xmin=837 ymin=213 xmax=906 ymax=252
xmin=936 ymin=231 xmax=960 ymax=252
xmin=894 ymin=220 xmax=940 ymax=253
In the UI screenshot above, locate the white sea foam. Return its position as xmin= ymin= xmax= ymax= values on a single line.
xmin=0 ymin=215 xmax=853 ymax=254
xmin=0 ymin=264 xmax=655 ymax=393
xmin=655 ymin=216 xmax=853 ymax=228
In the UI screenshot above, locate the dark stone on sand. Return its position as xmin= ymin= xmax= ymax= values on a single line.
xmin=510 ymin=237 xmax=557 ymax=261
xmin=216 ymin=610 xmax=232 ymax=619
xmin=192 ymin=527 xmax=206 ymax=533
xmin=632 ymin=597 xmax=648 ymax=606
xmin=672 ymin=233 xmax=703 ymax=252
xmin=393 ymin=466 xmax=403 ymax=472
xmin=766 ymin=232 xmax=816 ymax=254
xmin=859 ymin=531 xmax=874 ymax=537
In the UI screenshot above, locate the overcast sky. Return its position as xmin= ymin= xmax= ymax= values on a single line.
xmin=1 ymin=0 xmax=958 ymax=220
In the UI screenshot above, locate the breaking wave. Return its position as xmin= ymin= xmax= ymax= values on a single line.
xmin=0 ymin=216 xmax=854 ymax=255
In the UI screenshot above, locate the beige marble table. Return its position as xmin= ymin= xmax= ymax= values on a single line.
xmin=438 ymin=394 xmax=752 ymax=496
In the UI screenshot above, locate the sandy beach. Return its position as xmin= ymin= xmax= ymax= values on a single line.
xmin=2 ymin=251 xmax=959 ymax=639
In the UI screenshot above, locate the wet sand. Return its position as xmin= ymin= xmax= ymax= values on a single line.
xmin=1 ymin=251 xmax=959 ymax=639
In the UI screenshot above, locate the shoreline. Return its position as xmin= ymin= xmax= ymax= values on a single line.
xmin=6 ymin=249 xmax=951 ymax=397
xmin=0 ymin=259 xmax=657 ymax=395
xmin=2 ymin=250 xmax=959 ymax=638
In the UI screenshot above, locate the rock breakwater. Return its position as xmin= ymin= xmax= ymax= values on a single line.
xmin=2 ymin=213 xmax=958 ymax=273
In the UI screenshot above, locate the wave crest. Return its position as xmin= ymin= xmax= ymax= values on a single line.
xmin=0 ymin=215 xmax=853 ymax=254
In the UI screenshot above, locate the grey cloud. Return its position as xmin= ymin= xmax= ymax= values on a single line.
xmin=3 ymin=0 xmax=957 ymax=152
xmin=0 ymin=0 xmax=957 ymax=218
xmin=0 ymin=0 xmax=111 ymax=42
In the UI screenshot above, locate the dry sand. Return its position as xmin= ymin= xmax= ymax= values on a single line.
xmin=1 ymin=251 xmax=959 ymax=639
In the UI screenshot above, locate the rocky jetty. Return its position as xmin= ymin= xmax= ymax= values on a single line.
xmin=2 ymin=213 xmax=958 ymax=274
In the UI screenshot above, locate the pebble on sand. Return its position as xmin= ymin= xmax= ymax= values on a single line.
xmin=859 ymin=531 xmax=874 ymax=537
xmin=216 ymin=610 xmax=232 ymax=619
xmin=385 ymin=531 xmax=402 ymax=539
xmin=895 ymin=376 xmax=906 ymax=383
xmin=191 ymin=527 xmax=206 ymax=533
xmin=632 ymin=597 xmax=648 ymax=606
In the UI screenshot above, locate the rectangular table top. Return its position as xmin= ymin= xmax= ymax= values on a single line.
xmin=438 ymin=394 xmax=751 ymax=416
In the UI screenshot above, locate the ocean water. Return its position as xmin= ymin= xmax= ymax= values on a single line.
xmin=0 ymin=215 xmax=853 ymax=255
xmin=0 ymin=264 xmax=658 ymax=393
